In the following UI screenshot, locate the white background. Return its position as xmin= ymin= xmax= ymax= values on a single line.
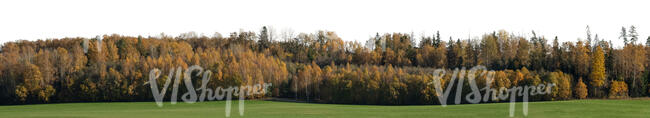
xmin=1 ymin=0 xmax=649 ymax=48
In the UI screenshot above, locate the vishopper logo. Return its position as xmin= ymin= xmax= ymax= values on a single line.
xmin=428 ymin=66 xmax=555 ymax=117
xmin=145 ymin=65 xmax=272 ymax=117
xmin=82 ymin=35 xmax=103 ymax=53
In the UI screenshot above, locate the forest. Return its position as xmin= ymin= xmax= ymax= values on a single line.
xmin=1 ymin=26 xmax=649 ymax=105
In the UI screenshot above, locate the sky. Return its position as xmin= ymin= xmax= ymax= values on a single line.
xmin=1 ymin=0 xmax=649 ymax=48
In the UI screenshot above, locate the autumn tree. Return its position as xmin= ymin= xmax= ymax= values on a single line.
xmin=15 ymin=62 xmax=55 ymax=103
xmin=608 ymin=80 xmax=629 ymax=99
xmin=416 ymin=39 xmax=446 ymax=68
xmin=515 ymin=37 xmax=530 ymax=69
xmin=53 ymin=47 xmax=74 ymax=99
xmin=352 ymin=42 xmax=377 ymax=64
xmin=542 ymin=72 xmax=558 ymax=100
xmin=545 ymin=71 xmax=573 ymax=100
xmin=479 ymin=32 xmax=500 ymax=69
xmin=589 ymin=46 xmax=606 ymax=97
xmin=493 ymin=71 xmax=511 ymax=101
xmin=574 ymin=78 xmax=588 ymax=99
xmin=612 ymin=44 xmax=647 ymax=97
xmin=573 ymin=41 xmax=591 ymax=78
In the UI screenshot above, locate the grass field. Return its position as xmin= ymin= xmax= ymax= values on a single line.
xmin=0 ymin=99 xmax=649 ymax=118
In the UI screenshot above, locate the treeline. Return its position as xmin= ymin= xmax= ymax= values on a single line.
xmin=1 ymin=26 xmax=649 ymax=105
xmin=294 ymin=63 xmax=578 ymax=104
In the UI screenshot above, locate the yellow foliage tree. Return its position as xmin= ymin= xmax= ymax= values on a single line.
xmin=608 ymin=81 xmax=629 ymax=99
xmin=574 ymin=78 xmax=588 ymax=99
xmin=589 ymin=46 xmax=606 ymax=97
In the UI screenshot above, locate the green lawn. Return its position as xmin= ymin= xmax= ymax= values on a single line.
xmin=0 ymin=99 xmax=648 ymax=118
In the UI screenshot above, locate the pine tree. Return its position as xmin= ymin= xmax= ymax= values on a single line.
xmin=620 ymin=27 xmax=628 ymax=45
xmin=259 ymin=26 xmax=270 ymax=50
xmin=646 ymin=36 xmax=650 ymax=47
xmin=434 ymin=31 xmax=441 ymax=46
xmin=586 ymin=25 xmax=592 ymax=48
xmin=550 ymin=37 xmax=561 ymax=71
xmin=629 ymin=25 xmax=638 ymax=44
